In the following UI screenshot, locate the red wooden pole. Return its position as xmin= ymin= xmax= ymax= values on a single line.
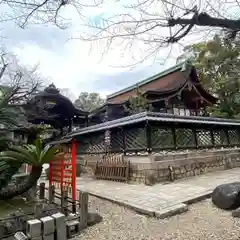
xmin=60 ymin=159 xmax=64 ymax=193
xmin=71 ymin=139 xmax=77 ymax=201
xmin=49 ymin=161 xmax=53 ymax=186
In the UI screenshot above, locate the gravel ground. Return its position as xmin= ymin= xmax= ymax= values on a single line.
xmin=75 ymin=196 xmax=240 ymax=240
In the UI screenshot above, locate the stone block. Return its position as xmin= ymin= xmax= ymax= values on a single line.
xmin=52 ymin=213 xmax=65 ymax=229
xmin=42 ymin=233 xmax=54 ymax=240
xmin=26 ymin=219 xmax=42 ymax=238
xmin=155 ymin=203 xmax=188 ymax=219
xmin=66 ymin=220 xmax=80 ymax=238
xmin=40 ymin=216 xmax=55 ymax=235
xmin=51 ymin=213 xmax=67 ymax=240
xmin=14 ymin=231 xmax=28 ymax=240
xmin=127 ymin=203 xmax=155 ymax=216
xmin=32 ymin=237 xmax=43 ymax=240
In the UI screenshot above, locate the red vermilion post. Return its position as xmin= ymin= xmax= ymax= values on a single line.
xmin=60 ymin=159 xmax=64 ymax=193
xmin=71 ymin=139 xmax=77 ymax=201
xmin=49 ymin=161 xmax=53 ymax=186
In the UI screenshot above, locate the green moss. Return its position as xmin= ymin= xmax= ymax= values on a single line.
xmin=0 ymin=198 xmax=34 ymax=218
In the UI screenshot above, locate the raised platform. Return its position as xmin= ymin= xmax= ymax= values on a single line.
xmin=76 ymin=168 xmax=240 ymax=219
xmin=79 ymin=148 xmax=240 ymax=184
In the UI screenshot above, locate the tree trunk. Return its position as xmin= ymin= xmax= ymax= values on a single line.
xmin=0 ymin=163 xmax=21 ymax=191
xmin=0 ymin=165 xmax=42 ymax=200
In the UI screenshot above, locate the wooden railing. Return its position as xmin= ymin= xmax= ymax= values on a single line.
xmin=94 ymin=155 xmax=130 ymax=182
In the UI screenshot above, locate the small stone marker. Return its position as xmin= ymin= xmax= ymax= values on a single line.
xmin=40 ymin=216 xmax=55 ymax=240
xmin=79 ymin=191 xmax=88 ymax=230
xmin=14 ymin=232 xmax=28 ymax=240
xmin=52 ymin=212 xmax=67 ymax=240
xmin=34 ymin=202 xmax=44 ymax=218
xmin=26 ymin=219 xmax=42 ymax=239
xmin=66 ymin=220 xmax=80 ymax=238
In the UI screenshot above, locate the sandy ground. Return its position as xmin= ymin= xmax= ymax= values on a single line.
xmin=75 ymin=196 xmax=240 ymax=240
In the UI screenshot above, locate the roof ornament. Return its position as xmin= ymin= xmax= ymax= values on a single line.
xmin=44 ymin=83 xmax=60 ymax=94
xmin=188 ymin=81 xmax=193 ymax=91
xmin=177 ymin=92 xmax=182 ymax=100
xmin=164 ymin=99 xmax=169 ymax=106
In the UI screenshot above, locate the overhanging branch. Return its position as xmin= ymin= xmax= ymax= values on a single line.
xmin=169 ymin=13 xmax=240 ymax=30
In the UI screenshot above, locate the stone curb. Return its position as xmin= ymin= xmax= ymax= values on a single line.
xmin=182 ymin=190 xmax=212 ymax=204
xmin=78 ymin=189 xmax=213 ymax=219
xmin=155 ymin=203 xmax=188 ymax=219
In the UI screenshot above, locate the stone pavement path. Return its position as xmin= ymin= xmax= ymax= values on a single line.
xmin=76 ymin=168 xmax=240 ymax=219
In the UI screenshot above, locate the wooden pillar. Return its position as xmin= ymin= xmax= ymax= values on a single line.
xmin=172 ymin=124 xmax=177 ymax=149
xmin=49 ymin=160 xmax=53 ymax=186
xmin=193 ymin=128 xmax=198 ymax=148
xmin=71 ymin=139 xmax=77 ymax=205
xmin=210 ymin=127 xmax=215 ymax=147
xmin=68 ymin=118 xmax=73 ymax=133
xmin=146 ymin=121 xmax=152 ymax=154
xmin=225 ymin=128 xmax=230 ymax=146
xmin=122 ymin=127 xmax=126 ymax=155
xmin=60 ymin=159 xmax=64 ymax=193
xmin=195 ymin=101 xmax=198 ymax=116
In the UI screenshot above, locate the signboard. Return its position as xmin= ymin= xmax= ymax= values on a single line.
xmin=49 ymin=140 xmax=77 ymax=201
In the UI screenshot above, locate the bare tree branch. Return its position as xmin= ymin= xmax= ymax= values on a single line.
xmin=0 ymin=0 xmax=104 ymax=28
xmin=0 ymin=50 xmax=48 ymax=103
xmin=76 ymin=0 xmax=239 ymax=66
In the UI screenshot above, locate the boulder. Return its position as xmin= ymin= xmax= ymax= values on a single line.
xmin=212 ymin=182 xmax=240 ymax=210
xmin=232 ymin=207 xmax=240 ymax=218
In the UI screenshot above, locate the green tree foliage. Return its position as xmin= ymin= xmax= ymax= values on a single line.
xmin=125 ymin=88 xmax=152 ymax=114
xmin=74 ymin=92 xmax=105 ymax=111
xmin=0 ymin=92 xmax=24 ymax=192
xmin=178 ymin=34 xmax=240 ymax=118
xmin=0 ymin=138 xmax=59 ymax=200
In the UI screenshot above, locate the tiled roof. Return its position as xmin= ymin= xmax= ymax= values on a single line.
xmin=107 ymin=60 xmax=190 ymax=99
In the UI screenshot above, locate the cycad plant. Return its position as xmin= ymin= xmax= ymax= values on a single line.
xmin=0 ymin=91 xmax=24 ymax=192
xmin=0 ymin=138 xmax=59 ymax=200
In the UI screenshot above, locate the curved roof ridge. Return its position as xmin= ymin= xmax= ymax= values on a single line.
xmin=107 ymin=60 xmax=192 ymax=100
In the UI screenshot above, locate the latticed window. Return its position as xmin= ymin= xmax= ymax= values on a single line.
xmin=228 ymin=130 xmax=239 ymax=145
xmin=151 ymin=127 xmax=174 ymax=149
xmin=176 ymin=128 xmax=195 ymax=147
xmin=88 ymin=133 xmax=106 ymax=153
xmin=125 ymin=127 xmax=147 ymax=150
xmin=197 ymin=130 xmax=212 ymax=146
xmin=213 ymin=130 xmax=228 ymax=146
xmin=111 ymin=130 xmax=123 ymax=150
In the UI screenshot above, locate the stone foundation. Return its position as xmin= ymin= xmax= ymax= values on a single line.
xmin=129 ymin=148 xmax=240 ymax=184
xmin=78 ymin=148 xmax=240 ymax=185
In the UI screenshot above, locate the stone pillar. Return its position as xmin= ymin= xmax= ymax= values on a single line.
xmin=79 ymin=191 xmax=88 ymax=230
xmin=40 ymin=216 xmax=55 ymax=240
xmin=26 ymin=219 xmax=42 ymax=240
xmin=52 ymin=213 xmax=67 ymax=240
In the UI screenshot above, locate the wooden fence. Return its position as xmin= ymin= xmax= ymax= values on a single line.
xmin=94 ymin=155 xmax=130 ymax=182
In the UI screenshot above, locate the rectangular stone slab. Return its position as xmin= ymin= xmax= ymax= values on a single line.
xmin=26 ymin=219 xmax=42 ymax=238
xmin=40 ymin=216 xmax=55 ymax=235
xmin=14 ymin=232 xmax=28 ymax=240
xmin=42 ymin=233 xmax=54 ymax=240
xmin=52 ymin=213 xmax=67 ymax=240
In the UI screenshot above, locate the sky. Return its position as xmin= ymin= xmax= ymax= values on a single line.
xmin=0 ymin=0 xmax=236 ymax=101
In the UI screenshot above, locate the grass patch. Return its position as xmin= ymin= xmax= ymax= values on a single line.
xmin=0 ymin=198 xmax=35 ymax=218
